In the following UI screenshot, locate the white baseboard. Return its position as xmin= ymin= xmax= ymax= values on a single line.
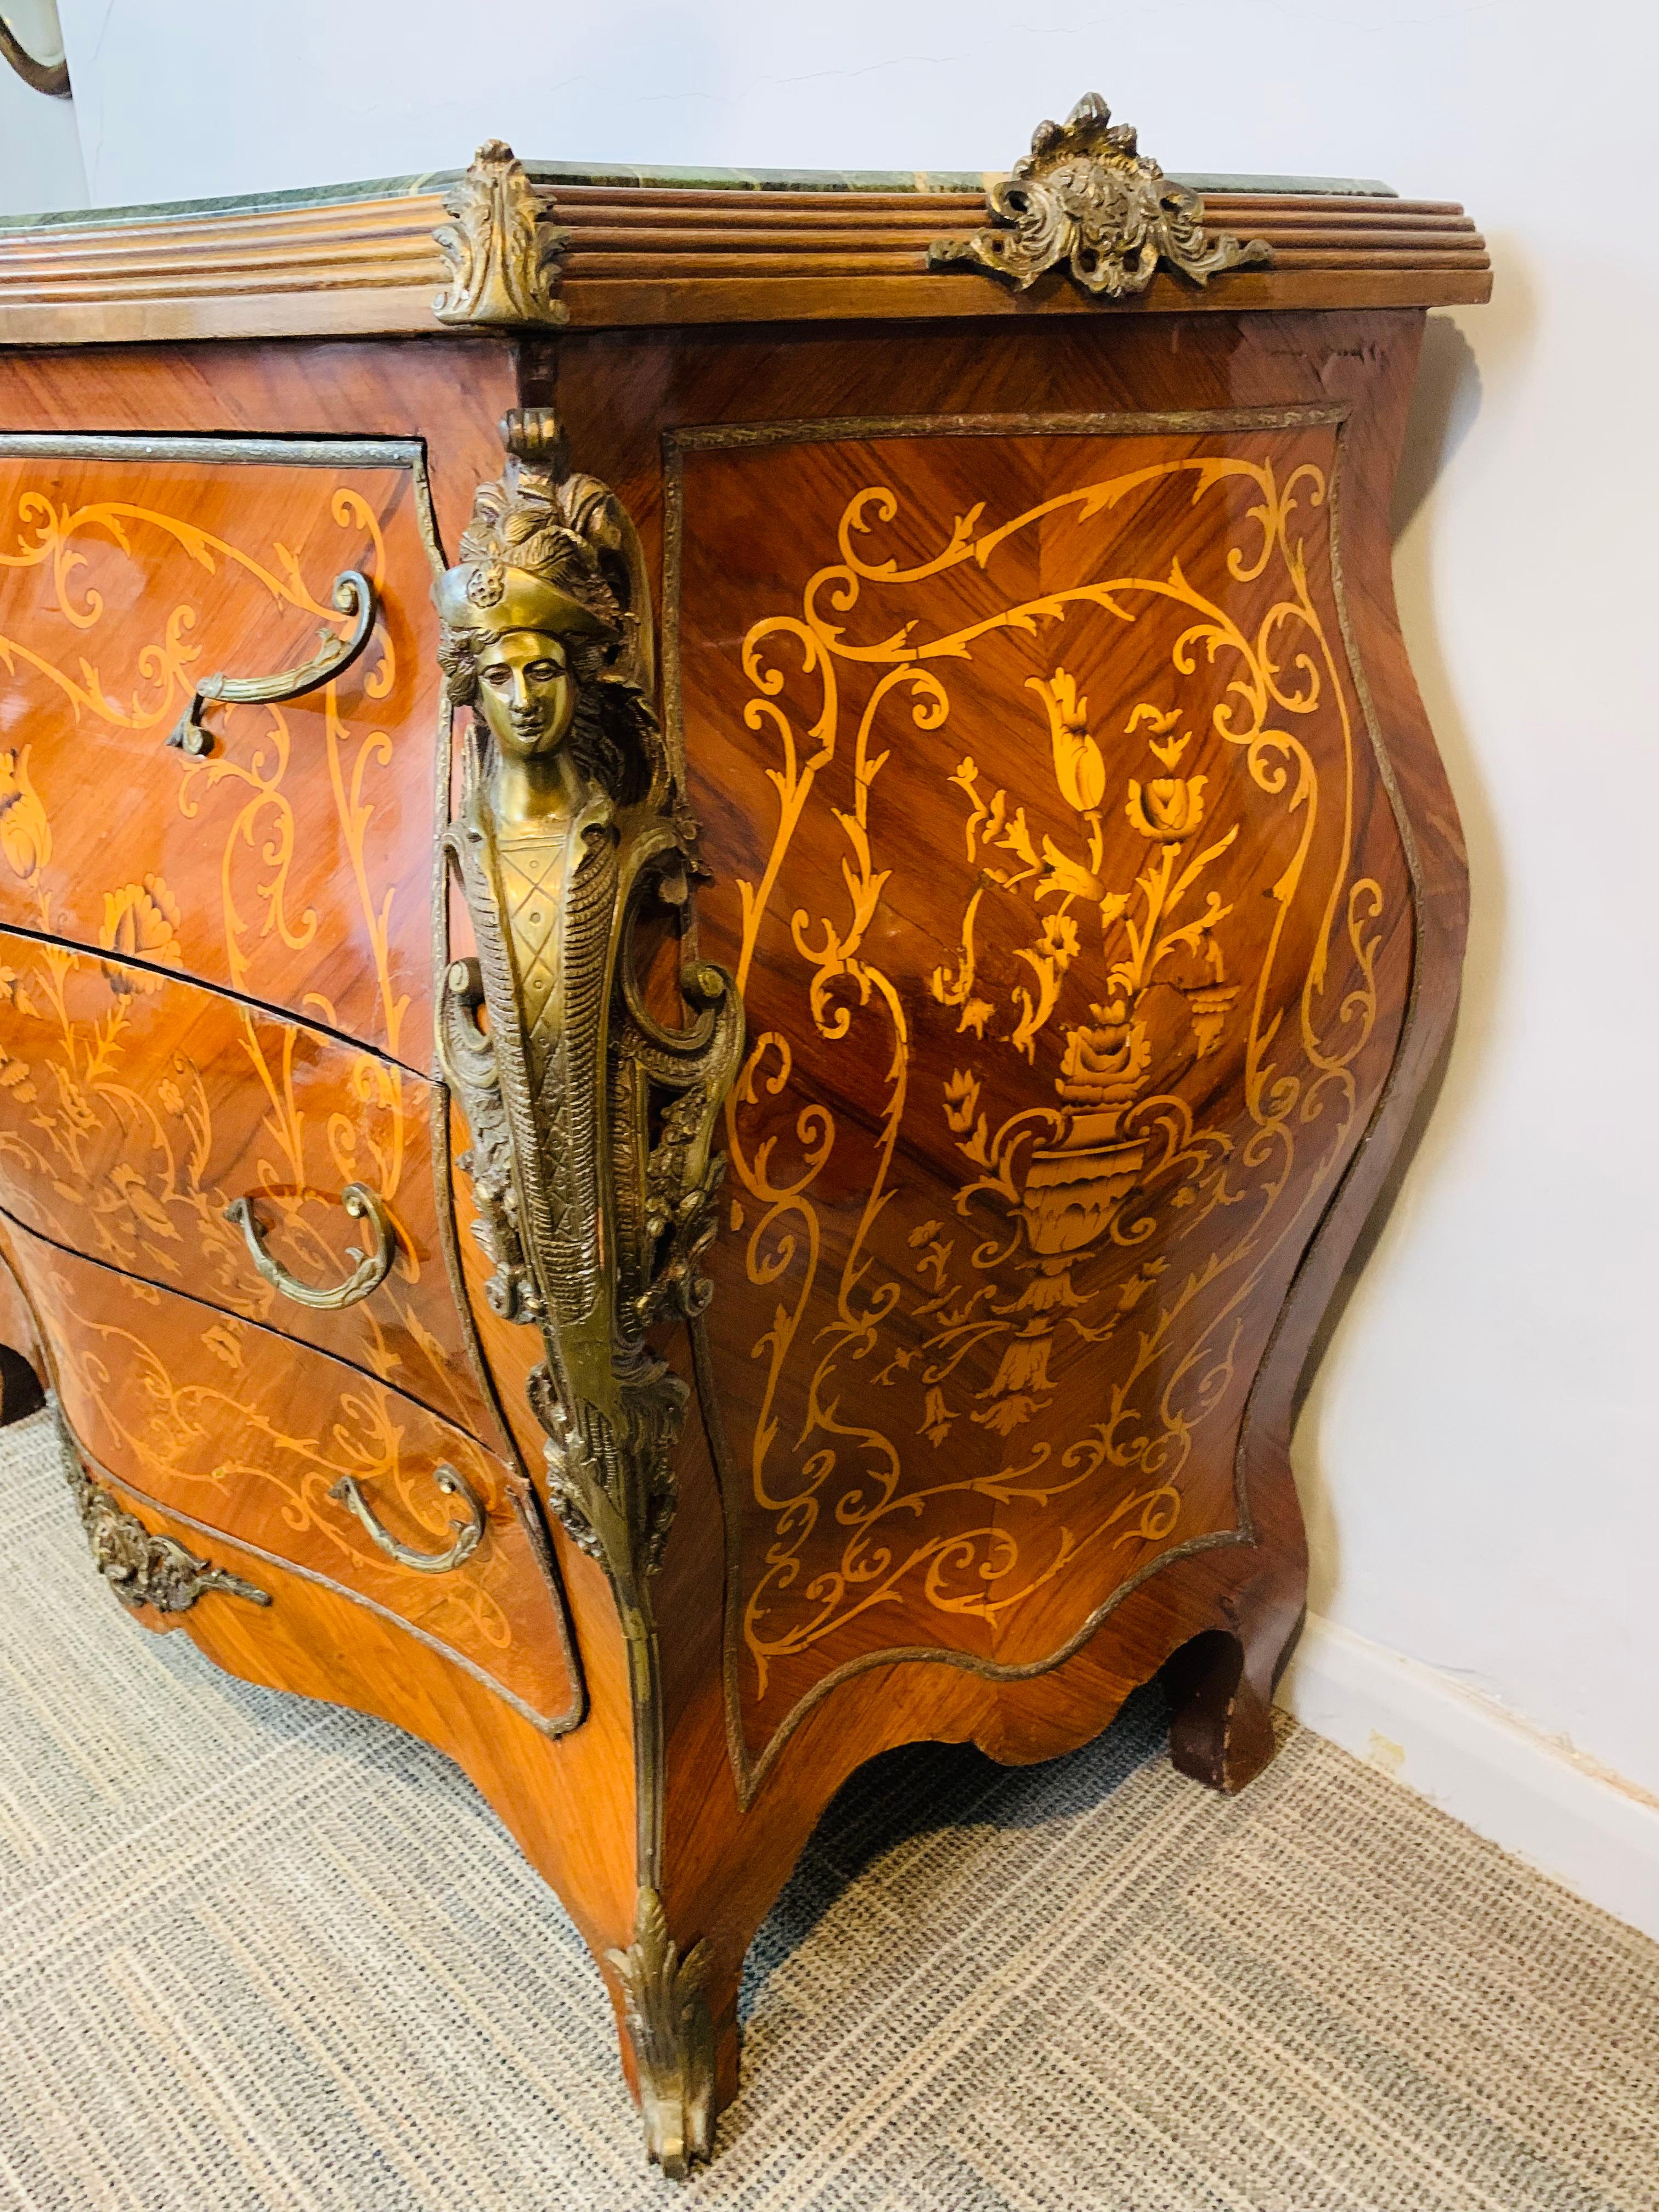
xmin=1276 ymin=1613 xmax=1659 ymax=1944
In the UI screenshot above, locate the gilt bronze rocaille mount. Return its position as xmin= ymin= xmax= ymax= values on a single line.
xmin=932 ymin=93 xmax=1272 ymax=298
xmin=60 ymin=1415 xmax=270 ymax=1615
xmin=435 ymin=408 xmax=742 ymax=2171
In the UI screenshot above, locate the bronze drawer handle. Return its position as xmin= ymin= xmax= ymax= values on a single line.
xmin=329 ymin=1463 xmax=486 ymax=1575
xmin=167 ymin=568 xmax=378 ymax=757
xmin=224 ymin=1181 xmax=396 ymax=1311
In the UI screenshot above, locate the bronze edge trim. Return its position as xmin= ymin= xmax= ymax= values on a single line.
xmin=0 ymin=432 xmax=427 ymax=468
xmin=665 ymin=405 xmax=1349 ymax=454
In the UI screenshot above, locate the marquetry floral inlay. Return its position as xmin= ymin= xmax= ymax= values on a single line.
xmin=99 ymin=874 xmax=183 ymax=988
xmin=714 ymin=440 xmax=1389 ymax=1718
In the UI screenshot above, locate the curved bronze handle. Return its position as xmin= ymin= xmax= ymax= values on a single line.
xmin=224 ymin=1182 xmax=396 ymax=1311
xmin=168 ymin=568 xmax=378 ymax=757
xmin=329 ymin=1463 xmax=486 ymax=1575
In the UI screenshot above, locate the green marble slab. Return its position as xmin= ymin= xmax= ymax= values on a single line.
xmin=0 ymin=161 xmax=1397 ymax=236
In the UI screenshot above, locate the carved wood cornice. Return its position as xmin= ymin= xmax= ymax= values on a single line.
xmin=0 ymin=172 xmax=1491 ymax=347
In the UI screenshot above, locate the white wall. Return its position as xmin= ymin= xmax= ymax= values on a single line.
xmin=58 ymin=0 xmax=1504 ymax=208
xmin=30 ymin=5 xmax=1659 ymax=1836
xmin=0 ymin=38 xmax=84 ymax=217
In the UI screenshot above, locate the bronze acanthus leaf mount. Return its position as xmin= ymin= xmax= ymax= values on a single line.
xmin=930 ymin=92 xmax=1273 ymax=301
xmin=607 ymin=1887 xmax=716 ymax=2179
xmin=433 ymin=140 xmax=568 ymax=327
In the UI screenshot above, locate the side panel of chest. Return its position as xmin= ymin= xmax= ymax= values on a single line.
xmin=668 ymin=414 xmax=1412 ymax=1767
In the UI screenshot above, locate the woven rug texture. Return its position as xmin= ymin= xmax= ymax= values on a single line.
xmin=1 ymin=1407 xmax=1655 ymax=2212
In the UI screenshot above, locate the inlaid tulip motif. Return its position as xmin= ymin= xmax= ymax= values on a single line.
xmin=1028 ymin=668 xmax=1106 ymax=812
xmin=929 ymin=662 xmax=1241 ymax=1442
xmin=1125 ymin=774 xmax=1206 ymax=840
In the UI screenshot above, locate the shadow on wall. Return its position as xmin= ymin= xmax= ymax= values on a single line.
xmin=1291 ymin=250 xmax=1536 ymax=1617
xmin=1391 ymin=312 xmax=1484 ymax=540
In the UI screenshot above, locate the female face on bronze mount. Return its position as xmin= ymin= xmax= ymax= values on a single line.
xmin=436 ymin=550 xmax=619 ymax=822
xmin=474 ymin=629 xmax=576 ymax=762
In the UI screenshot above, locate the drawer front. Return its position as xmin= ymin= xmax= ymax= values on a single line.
xmin=0 ymin=928 xmax=494 ymax=1442
xmin=9 ymin=1220 xmax=580 ymax=1732
xmin=0 ymin=435 xmax=440 ymax=1064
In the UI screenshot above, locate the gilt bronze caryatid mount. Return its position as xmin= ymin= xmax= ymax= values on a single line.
xmin=435 ymin=408 xmax=741 ymax=2172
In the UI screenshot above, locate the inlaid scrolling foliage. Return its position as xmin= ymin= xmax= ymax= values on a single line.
xmin=0 ymin=467 xmax=413 ymax=1057
xmin=720 ymin=439 xmax=1387 ymax=1701
xmin=0 ymin=928 xmax=456 ymax=1394
xmin=26 ymin=1245 xmax=522 ymax=1660
xmin=0 ymin=461 xmax=466 ymax=1387
xmin=0 ymin=802 xmax=453 ymax=1415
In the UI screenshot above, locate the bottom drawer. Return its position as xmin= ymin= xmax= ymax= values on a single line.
xmin=8 ymin=1221 xmax=582 ymax=1735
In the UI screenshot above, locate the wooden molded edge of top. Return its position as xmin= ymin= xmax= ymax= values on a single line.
xmin=0 ymin=156 xmax=1488 ymax=345
xmin=0 ymin=259 xmax=1493 ymax=351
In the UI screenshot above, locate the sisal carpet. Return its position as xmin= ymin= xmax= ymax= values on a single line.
xmin=1 ymin=1407 xmax=1655 ymax=2212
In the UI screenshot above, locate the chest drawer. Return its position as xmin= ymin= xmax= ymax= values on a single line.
xmin=0 ymin=434 xmax=441 ymax=1065
xmin=9 ymin=1218 xmax=580 ymax=1733
xmin=0 ymin=928 xmax=493 ymax=1442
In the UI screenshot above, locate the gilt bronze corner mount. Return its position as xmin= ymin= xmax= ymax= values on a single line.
xmin=433 ymin=140 xmax=568 ymax=328
xmin=931 ymin=92 xmax=1272 ymax=300
xmin=435 ymin=405 xmax=741 ymax=2168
